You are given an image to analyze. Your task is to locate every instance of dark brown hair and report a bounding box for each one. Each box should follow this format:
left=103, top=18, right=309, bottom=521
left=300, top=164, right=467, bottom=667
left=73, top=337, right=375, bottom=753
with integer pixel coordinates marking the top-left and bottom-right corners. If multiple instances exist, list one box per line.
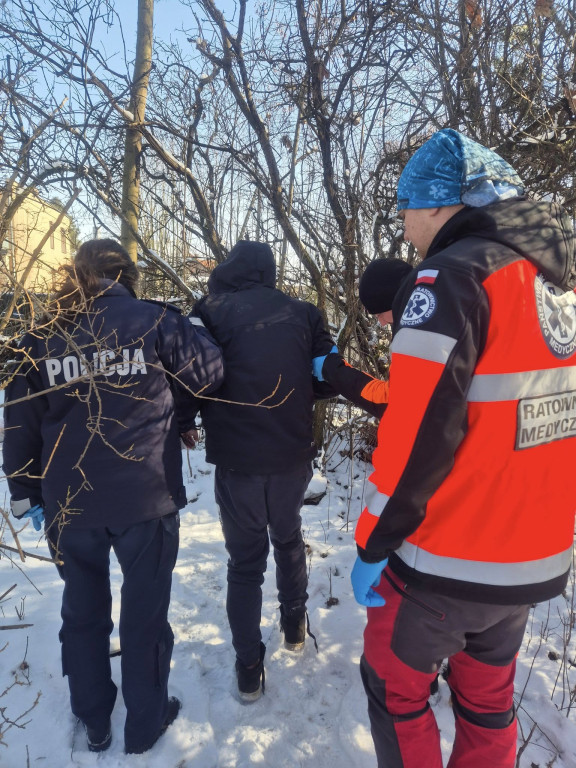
left=50, top=239, right=139, bottom=315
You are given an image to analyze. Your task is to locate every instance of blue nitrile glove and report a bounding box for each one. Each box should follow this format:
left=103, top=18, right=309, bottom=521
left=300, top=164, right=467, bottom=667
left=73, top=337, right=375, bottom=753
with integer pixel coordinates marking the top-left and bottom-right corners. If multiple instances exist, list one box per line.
left=351, top=556, right=388, bottom=607
left=312, top=345, right=338, bottom=381
left=23, top=504, right=45, bottom=532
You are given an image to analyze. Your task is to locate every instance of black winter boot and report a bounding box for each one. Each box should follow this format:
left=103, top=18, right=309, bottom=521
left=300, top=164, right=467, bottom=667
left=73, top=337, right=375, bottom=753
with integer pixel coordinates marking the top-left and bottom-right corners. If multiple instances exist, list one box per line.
left=235, top=642, right=266, bottom=702
left=84, top=720, right=112, bottom=753
left=280, top=605, right=306, bottom=651
left=125, top=696, right=181, bottom=754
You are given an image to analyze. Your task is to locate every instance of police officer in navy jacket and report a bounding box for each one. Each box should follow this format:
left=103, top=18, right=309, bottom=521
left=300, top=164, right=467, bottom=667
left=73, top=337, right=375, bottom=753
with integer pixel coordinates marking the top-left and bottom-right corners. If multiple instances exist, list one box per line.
left=2, top=239, right=224, bottom=754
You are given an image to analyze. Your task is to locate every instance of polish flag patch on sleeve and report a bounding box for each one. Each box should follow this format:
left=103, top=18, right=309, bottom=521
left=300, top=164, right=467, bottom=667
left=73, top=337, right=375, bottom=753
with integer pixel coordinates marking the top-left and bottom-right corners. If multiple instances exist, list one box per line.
left=415, top=269, right=439, bottom=285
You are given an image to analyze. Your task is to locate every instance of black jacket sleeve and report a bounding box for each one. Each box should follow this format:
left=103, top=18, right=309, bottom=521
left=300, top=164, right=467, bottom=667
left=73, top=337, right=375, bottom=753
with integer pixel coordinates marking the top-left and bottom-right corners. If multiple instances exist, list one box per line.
left=156, top=310, right=224, bottom=432
left=322, top=354, right=387, bottom=419
left=308, top=303, right=340, bottom=400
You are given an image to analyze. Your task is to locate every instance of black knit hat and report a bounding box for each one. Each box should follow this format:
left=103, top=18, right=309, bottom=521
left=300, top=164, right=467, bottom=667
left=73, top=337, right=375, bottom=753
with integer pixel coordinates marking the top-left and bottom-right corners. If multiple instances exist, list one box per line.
left=358, top=258, right=413, bottom=314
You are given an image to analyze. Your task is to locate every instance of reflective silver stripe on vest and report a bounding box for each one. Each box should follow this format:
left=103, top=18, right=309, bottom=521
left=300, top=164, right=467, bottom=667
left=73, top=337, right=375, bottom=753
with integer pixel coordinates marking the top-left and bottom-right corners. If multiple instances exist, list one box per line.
left=364, top=481, right=390, bottom=518
left=188, top=316, right=206, bottom=327
left=396, top=540, right=572, bottom=585
left=391, top=328, right=457, bottom=365
left=467, top=367, right=576, bottom=402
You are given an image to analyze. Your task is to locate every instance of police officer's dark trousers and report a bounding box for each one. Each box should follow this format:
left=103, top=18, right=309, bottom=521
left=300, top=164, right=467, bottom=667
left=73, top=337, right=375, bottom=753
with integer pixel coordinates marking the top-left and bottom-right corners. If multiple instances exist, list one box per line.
left=48, top=512, right=179, bottom=752
left=215, top=462, right=313, bottom=666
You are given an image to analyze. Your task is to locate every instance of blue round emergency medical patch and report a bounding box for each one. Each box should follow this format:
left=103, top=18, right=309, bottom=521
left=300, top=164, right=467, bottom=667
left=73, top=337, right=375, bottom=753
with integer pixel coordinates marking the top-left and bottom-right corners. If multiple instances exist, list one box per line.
left=400, top=287, right=437, bottom=327
left=534, top=273, right=576, bottom=359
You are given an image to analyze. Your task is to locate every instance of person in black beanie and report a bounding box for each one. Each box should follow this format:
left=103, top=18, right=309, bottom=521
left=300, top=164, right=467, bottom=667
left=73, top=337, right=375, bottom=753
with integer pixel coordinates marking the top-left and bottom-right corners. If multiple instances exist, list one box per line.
left=358, top=257, right=414, bottom=318
left=312, top=257, right=413, bottom=417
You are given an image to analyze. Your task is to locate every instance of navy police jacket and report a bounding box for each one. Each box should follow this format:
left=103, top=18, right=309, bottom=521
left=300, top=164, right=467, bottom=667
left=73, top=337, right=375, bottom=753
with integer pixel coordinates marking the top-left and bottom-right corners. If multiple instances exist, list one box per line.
left=191, top=241, right=336, bottom=473
left=2, top=281, right=224, bottom=530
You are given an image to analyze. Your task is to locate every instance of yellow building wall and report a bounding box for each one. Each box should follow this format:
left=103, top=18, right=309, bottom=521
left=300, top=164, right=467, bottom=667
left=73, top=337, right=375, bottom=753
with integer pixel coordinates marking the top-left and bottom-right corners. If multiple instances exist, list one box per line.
left=2, top=192, right=74, bottom=294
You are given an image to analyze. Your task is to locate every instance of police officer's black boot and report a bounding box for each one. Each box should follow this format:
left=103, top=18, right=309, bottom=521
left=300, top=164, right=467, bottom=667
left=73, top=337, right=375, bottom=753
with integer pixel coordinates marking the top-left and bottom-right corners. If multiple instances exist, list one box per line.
left=84, top=720, right=112, bottom=753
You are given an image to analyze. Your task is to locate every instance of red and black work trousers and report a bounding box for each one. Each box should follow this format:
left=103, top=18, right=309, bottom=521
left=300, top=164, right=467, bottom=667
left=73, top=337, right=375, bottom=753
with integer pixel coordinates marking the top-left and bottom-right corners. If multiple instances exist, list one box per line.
left=361, top=567, right=531, bottom=768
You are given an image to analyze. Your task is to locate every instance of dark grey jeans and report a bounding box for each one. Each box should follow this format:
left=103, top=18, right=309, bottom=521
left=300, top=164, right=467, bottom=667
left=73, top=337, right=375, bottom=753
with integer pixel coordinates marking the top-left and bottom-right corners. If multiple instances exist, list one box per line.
left=215, top=462, right=313, bottom=665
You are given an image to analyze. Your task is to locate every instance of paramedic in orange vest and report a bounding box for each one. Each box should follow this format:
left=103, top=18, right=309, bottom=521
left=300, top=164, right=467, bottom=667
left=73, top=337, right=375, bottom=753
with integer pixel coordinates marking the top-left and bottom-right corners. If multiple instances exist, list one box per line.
left=351, top=129, right=576, bottom=768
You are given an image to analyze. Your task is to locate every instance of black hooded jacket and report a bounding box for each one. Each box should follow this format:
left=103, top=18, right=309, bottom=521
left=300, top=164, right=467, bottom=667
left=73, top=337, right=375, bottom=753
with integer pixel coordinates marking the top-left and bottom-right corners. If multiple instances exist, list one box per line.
left=192, top=241, right=336, bottom=473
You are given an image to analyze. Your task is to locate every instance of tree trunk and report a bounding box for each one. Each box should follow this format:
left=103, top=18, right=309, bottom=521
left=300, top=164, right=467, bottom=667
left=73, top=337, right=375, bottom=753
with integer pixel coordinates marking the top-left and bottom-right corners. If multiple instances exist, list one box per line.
left=121, top=0, right=154, bottom=263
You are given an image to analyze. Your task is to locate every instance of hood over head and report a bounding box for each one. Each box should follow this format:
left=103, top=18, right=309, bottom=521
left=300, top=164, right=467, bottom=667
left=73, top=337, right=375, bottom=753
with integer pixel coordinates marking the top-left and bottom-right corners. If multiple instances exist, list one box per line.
left=208, top=241, right=276, bottom=294
left=428, top=199, right=576, bottom=291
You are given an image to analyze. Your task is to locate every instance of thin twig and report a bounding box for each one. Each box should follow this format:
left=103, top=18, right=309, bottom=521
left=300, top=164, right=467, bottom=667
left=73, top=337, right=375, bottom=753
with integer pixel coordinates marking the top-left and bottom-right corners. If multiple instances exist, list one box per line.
left=515, top=721, right=537, bottom=767
left=0, top=544, right=57, bottom=564
left=0, top=551, right=43, bottom=595
left=0, top=508, right=26, bottom=562
left=0, top=585, right=17, bottom=603
left=0, top=624, right=34, bottom=631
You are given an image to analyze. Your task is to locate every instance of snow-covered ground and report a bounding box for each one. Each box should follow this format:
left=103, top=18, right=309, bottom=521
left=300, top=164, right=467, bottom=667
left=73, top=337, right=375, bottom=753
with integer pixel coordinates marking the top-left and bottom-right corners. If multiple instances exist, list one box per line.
left=1, top=432, right=576, bottom=768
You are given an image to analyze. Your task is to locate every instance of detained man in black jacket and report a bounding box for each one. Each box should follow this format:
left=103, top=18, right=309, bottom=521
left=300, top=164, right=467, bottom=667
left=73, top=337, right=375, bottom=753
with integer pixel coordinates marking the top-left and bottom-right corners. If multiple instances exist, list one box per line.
left=3, top=239, right=224, bottom=754
left=188, top=240, right=336, bottom=702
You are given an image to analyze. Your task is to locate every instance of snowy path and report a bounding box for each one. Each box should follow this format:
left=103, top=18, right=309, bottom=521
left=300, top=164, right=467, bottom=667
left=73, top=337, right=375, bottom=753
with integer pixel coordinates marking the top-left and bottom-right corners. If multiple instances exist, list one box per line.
left=1, top=445, right=576, bottom=767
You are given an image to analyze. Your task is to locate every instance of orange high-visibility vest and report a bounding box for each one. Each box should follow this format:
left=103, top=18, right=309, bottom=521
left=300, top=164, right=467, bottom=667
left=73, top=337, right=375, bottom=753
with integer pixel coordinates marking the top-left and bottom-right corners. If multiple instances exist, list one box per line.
left=356, top=201, right=576, bottom=604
